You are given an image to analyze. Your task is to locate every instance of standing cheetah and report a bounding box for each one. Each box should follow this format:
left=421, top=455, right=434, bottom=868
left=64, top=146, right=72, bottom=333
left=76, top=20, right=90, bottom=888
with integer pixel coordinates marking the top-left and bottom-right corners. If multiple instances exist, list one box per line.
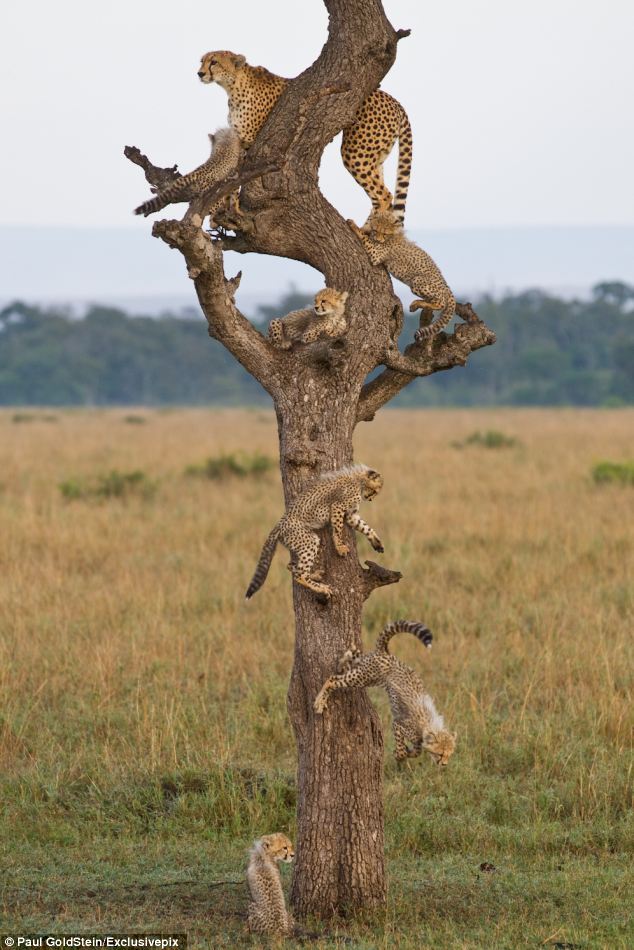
left=133, top=127, right=241, bottom=219
left=198, top=51, right=413, bottom=221
left=314, top=620, right=457, bottom=765
left=245, top=464, right=384, bottom=600
left=247, top=833, right=294, bottom=936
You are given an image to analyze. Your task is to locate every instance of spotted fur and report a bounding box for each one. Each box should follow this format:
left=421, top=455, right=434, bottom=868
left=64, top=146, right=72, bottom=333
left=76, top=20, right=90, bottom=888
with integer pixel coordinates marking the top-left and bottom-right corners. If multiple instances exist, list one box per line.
left=314, top=620, right=457, bottom=765
left=246, top=464, right=384, bottom=599
left=247, top=833, right=294, bottom=936
left=348, top=212, right=457, bottom=341
left=134, top=127, right=241, bottom=219
left=198, top=51, right=412, bottom=221
left=268, top=288, right=348, bottom=349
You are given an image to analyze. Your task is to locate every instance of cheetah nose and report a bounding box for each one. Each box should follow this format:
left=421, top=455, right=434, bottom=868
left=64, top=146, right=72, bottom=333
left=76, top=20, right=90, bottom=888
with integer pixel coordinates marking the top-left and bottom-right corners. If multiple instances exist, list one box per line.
left=197, top=71, right=205, bottom=78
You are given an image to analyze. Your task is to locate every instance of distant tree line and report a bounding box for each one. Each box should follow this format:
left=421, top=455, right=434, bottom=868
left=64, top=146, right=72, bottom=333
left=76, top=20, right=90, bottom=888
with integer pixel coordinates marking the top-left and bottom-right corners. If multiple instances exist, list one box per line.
left=0, top=282, right=632, bottom=407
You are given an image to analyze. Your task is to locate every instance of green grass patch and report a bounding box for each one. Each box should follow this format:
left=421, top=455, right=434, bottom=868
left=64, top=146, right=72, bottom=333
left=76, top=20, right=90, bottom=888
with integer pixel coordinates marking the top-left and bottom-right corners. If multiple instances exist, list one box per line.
left=592, top=460, right=634, bottom=485
left=59, top=469, right=157, bottom=501
left=185, top=452, right=275, bottom=480
left=123, top=414, right=148, bottom=425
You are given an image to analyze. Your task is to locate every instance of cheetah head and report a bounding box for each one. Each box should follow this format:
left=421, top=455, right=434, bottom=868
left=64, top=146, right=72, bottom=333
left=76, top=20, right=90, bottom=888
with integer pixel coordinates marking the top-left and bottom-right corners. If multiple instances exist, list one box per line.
left=260, top=833, right=295, bottom=863
left=361, top=468, right=383, bottom=500
left=314, top=288, right=348, bottom=318
left=423, top=729, right=457, bottom=767
left=198, top=51, right=247, bottom=90
left=364, top=209, right=403, bottom=243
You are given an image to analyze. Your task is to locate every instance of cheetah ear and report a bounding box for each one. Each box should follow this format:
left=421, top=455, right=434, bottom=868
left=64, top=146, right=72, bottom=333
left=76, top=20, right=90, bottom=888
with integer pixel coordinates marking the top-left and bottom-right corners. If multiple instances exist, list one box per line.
left=232, top=54, right=246, bottom=69
left=261, top=838, right=270, bottom=850
left=366, top=469, right=380, bottom=479
left=208, top=133, right=215, bottom=145
left=340, top=291, right=349, bottom=303
left=451, top=731, right=458, bottom=740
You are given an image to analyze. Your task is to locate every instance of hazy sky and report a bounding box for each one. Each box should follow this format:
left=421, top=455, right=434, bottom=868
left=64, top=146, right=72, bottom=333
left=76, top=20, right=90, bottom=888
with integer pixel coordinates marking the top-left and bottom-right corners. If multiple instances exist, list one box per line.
left=2, top=0, right=633, bottom=231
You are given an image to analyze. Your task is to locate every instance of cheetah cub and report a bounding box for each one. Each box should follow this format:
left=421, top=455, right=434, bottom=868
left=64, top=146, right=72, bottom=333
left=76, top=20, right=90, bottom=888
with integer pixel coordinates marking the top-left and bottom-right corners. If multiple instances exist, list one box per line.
left=315, top=620, right=457, bottom=765
left=246, top=464, right=384, bottom=599
left=247, top=833, right=294, bottom=936
left=268, top=288, right=348, bottom=349
left=133, top=127, right=241, bottom=219
left=348, top=212, right=456, bottom=342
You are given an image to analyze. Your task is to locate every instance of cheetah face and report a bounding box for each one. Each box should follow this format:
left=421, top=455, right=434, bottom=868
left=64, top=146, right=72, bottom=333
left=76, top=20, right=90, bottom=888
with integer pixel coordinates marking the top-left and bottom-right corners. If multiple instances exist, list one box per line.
left=362, top=469, right=383, bottom=501
left=262, top=833, right=295, bottom=864
left=364, top=209, right=403, bottom=244
left=314, top=288, right=348, bottom=318
left=198, top=50, right=246, bottom=89
left=423, top=729, right=457, bottom=767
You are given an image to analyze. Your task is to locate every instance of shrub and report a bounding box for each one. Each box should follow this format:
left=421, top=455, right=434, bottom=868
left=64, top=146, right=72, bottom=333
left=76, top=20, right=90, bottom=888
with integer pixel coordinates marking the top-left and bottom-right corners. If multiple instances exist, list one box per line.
left=59, top=469, right=156, bottom=501
left=123, top=415, right=147, bottom=424
left=455, top=430, right=519, bottom=449
left=592, top=461, right=634, bottom=486
left=185, top=451, right=275, bottom=480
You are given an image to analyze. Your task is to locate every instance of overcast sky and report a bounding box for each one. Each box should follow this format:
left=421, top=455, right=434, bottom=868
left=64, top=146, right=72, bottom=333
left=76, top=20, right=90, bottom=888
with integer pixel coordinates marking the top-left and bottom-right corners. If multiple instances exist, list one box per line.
left=2, top=0, right=633, bottom=231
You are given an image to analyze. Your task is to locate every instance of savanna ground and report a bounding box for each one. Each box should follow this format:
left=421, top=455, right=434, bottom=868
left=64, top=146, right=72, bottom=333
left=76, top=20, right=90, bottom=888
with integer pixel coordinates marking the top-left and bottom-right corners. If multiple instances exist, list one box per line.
left=1, top=408, right=632, bottom=949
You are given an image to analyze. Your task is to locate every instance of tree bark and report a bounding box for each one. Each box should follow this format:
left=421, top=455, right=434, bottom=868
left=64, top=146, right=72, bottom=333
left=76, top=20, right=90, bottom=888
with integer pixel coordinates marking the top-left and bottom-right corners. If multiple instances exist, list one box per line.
left=126, top=0, right=495, bottom=919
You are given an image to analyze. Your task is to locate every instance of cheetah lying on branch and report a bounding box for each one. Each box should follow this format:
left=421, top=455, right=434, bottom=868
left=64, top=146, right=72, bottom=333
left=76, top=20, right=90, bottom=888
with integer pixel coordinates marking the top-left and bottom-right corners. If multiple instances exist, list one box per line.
left=133, top=127, right=241, bottom=219
left=198, top=51, right=413, bottom=221
left=315, top=620, right=457, bottom=765
left=247, top=833, right=294, bottom=936
left=268, top=288, right=348, bottom=349
left=246, top=464, right=384, bottom=600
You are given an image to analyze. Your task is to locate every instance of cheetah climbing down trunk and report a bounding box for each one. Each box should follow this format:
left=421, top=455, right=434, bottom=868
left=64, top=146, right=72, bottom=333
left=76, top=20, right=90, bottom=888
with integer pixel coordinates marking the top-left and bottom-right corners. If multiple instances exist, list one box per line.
left=245, top=465, right=384, bottom=599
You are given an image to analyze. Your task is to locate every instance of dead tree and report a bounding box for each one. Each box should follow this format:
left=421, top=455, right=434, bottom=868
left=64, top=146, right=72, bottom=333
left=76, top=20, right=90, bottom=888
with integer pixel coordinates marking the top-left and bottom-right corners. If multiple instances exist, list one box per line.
left=126, top=0, right=494, bottom=919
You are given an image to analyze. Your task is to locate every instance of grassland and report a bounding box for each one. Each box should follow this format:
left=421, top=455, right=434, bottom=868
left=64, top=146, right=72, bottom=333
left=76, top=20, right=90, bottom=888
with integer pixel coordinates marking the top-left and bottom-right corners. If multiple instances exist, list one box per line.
left=1, top=408, right=633, bottom=948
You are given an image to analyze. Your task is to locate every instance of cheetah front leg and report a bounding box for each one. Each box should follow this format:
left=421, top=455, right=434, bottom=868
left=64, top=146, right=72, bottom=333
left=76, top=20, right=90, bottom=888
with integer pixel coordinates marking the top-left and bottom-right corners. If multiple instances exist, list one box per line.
left=345, top=511, right=384, bottom=553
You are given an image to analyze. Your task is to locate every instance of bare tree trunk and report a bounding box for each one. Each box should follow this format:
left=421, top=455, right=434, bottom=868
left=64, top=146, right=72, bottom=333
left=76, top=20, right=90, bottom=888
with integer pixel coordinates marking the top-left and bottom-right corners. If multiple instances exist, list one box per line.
left=126, top=0, right=495, bottom=919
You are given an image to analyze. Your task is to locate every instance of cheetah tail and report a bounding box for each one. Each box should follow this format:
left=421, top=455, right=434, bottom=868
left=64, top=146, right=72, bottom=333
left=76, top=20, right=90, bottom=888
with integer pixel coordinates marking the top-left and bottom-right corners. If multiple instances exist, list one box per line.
left=133, top=193, right=168, bottom=218
left=415, top=292, right=456, bottom=342
left=392, top=113, right=412, bottom=225
left=245, top=525, right=281, bottom=599
left=375, top=619, right=433, bottom=653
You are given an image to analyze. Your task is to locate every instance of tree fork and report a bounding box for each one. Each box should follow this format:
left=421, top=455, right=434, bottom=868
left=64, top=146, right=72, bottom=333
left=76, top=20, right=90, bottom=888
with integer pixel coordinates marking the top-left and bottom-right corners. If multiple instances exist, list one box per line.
left=126, top=0, right=494, bottom=919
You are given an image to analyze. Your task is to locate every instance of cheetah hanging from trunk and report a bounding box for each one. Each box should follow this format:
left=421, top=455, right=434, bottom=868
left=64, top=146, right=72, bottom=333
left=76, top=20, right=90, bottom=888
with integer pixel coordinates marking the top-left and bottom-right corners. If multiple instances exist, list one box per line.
left=198, top=51, right=413, bottom=222
left=348, top=211, right=457, bottom=341
left=315, top=619, right=457, bottom=765
left=245, top=464, right=384, bottom=600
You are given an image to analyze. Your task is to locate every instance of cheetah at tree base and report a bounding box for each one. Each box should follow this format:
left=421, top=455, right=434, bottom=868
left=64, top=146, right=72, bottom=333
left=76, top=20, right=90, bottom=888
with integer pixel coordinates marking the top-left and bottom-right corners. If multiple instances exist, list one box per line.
left=348, top=212, right=457, bottom=342
left=133, top=127, right=241, bottom=218
left=245, top=464, right=384, bottom=600
left=246, top=833, right=295, bottom=936
left=268, top=288, right=349, bottom=349
left=314, top=620, right=457, bottom=765
left=198, top=51, right=413, bottom=221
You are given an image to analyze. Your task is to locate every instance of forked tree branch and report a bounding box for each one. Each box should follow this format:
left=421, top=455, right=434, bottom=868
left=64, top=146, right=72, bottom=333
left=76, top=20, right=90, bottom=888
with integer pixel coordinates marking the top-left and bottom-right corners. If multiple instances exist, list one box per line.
left=357, top=320, right=496, bottom=423
left=151, top=218, right=280, bottom=395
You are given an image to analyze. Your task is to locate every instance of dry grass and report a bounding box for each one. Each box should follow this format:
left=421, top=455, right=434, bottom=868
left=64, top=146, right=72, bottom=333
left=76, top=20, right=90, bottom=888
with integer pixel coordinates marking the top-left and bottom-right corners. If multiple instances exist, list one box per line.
left=1, top=408, right=633, bottom=947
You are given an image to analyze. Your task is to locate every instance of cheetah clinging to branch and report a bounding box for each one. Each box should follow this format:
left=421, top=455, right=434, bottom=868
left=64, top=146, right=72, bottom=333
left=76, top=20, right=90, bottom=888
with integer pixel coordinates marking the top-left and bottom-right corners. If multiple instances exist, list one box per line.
left=268, top=288, right=348, bottom=349
left=246, top=464, right=384, bottom=600
left=247, top=833, right=294, bottom=936
left=348, top=212, right=457, bottom=342
left=315, top=620, right=457, bottom=765
left=133, top=127, right=241, bottom=218
left=198, top=51, right=413, bottom=222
